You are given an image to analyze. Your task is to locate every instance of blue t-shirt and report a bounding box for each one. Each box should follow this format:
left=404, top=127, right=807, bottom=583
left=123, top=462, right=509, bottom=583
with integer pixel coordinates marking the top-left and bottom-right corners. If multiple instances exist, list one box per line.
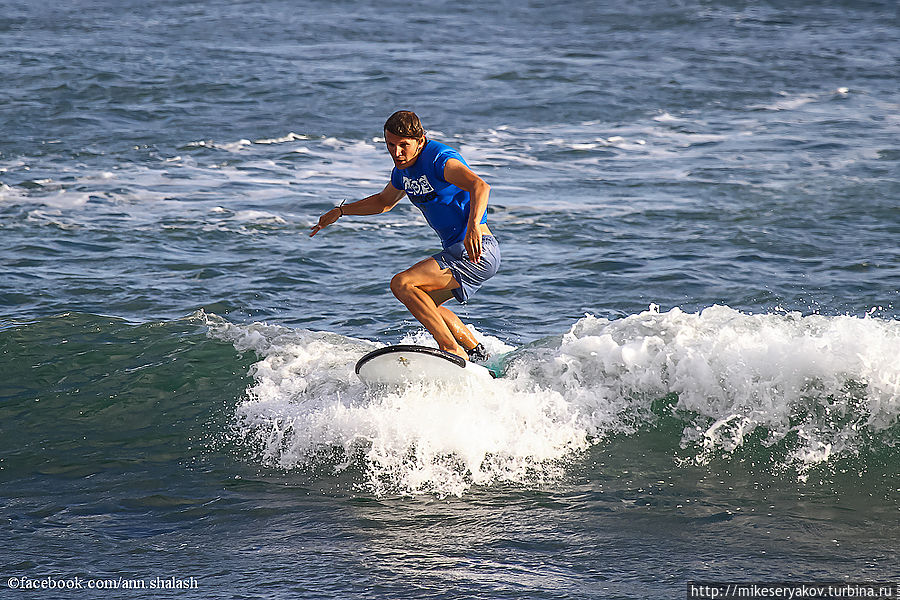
left=390, top=140, right=488, bottom=248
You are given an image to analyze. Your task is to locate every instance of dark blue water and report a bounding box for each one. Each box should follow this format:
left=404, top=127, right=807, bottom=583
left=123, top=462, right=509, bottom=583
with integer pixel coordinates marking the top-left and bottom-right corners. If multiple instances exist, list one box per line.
left=2, top=1, right=898, bottom=598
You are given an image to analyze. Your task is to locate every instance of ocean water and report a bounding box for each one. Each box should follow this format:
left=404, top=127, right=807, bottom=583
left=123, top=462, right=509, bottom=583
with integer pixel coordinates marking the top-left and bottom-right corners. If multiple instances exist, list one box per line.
left=1, top=1, right=899, bottom=598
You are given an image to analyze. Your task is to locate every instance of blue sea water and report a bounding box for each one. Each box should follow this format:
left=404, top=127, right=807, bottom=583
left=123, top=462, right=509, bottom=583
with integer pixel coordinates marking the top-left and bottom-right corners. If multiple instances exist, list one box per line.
left=1, top=1, right=899, bottom=598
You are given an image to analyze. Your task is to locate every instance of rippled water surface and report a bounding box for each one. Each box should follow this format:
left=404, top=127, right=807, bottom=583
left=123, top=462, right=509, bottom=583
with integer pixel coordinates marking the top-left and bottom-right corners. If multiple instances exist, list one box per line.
left=1, top=1, right=898, bottom=598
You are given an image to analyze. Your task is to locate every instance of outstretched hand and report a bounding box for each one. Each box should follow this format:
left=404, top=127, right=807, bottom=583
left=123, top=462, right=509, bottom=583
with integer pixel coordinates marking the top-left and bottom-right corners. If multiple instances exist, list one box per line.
left=310, top=207, right=341, bottom=237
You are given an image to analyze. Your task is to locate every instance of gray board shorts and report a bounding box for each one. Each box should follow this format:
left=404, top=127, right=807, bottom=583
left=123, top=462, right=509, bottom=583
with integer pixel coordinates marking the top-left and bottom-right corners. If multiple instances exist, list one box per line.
left=433, top=235, right=501, bottom=303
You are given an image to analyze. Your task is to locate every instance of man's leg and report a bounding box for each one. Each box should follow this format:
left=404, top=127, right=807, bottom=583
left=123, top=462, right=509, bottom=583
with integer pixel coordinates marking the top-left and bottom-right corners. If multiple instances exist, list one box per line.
left=425, top=288, right=483, bottom=356
left=390, top=258, right=474, bottom=360
left=433, top=302, right=479, bottom=351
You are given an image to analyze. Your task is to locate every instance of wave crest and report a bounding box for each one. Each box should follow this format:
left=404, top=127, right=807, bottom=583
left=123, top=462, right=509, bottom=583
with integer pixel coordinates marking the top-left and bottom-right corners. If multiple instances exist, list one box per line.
left=205, top=305, right=900, bottom=495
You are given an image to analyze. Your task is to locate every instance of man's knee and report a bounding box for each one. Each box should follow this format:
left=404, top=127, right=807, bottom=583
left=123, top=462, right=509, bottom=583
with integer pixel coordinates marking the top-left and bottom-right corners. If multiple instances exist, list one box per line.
left=390, top=271, right=414, bottom=298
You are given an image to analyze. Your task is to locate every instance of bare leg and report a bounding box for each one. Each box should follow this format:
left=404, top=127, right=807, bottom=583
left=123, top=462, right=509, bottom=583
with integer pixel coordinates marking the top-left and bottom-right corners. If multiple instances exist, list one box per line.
left=432, top=302, right=479, bottom=351
left=390, top=258, right=468, bottom=359
left=425, top=288, right=480, bottom=353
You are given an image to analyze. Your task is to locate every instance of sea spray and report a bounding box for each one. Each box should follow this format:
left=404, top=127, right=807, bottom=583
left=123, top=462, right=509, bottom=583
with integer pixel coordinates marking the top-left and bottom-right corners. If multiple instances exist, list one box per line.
left=205, top=305, right=900, bottom=495
left=202, top=312, right=589, bottom=496
left=511, top=305, right=900, bottom=478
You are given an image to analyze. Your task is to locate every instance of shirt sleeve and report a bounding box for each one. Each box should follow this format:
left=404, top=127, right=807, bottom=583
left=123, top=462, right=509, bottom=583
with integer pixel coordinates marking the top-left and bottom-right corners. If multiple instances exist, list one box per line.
left=390, top=167, right=402, bottom=190
left=433, top=148, right=467, bottom=183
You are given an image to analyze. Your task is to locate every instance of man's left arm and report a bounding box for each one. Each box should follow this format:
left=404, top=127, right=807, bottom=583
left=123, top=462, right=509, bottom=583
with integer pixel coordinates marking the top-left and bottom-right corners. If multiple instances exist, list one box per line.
left=443, top=158, right=490, bottom=263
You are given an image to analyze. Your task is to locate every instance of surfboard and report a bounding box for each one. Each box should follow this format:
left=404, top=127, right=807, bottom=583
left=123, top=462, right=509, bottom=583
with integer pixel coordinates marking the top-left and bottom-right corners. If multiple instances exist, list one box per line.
left=355, top=344, right=496, bottom=386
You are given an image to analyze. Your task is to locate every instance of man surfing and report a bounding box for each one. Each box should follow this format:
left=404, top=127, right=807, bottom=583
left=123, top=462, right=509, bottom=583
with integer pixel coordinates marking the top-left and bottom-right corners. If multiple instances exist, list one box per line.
left=310, top=110, right=500, bottom=362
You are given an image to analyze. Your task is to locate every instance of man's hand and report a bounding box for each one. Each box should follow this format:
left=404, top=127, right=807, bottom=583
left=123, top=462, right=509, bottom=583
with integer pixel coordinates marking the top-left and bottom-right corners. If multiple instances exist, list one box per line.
left=310, top=207, right=341, bottom=237
left=464, top=227, right=483, bottom=263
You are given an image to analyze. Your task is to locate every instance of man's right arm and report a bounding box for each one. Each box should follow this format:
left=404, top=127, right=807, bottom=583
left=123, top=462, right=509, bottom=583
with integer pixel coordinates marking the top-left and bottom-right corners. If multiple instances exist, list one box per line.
left=310, top=182, right=405, bottom=237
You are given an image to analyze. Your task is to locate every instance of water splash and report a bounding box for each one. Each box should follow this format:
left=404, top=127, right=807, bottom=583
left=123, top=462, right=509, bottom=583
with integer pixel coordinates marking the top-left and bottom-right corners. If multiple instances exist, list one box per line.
left=204, top=305, right=900, bottom=495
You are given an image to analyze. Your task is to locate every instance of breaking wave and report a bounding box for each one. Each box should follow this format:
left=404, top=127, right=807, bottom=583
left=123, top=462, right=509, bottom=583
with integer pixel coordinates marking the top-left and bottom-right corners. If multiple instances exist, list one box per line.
left=203, top=305, right=900, bottom=496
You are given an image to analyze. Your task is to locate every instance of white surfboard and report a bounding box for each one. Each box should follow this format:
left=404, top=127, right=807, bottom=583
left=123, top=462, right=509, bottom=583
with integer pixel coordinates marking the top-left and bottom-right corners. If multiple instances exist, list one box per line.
left=355, top=344, right=496, bottom=386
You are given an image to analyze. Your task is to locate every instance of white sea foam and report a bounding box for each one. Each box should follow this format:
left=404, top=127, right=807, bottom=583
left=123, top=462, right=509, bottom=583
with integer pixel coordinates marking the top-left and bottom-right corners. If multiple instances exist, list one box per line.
left=185, top=138, right=253, bottom=152
left=749, top=91, right=818, bottom=112
left=202, top=312, right=584, bottom=497
left=254, top=132, right=309, bottom=144
left=4, top=90, right=893, bottom=225
left=541, top=305, right=900, bottom=479
left=203, top=305, right=900, bottom=496
left=230, top=210, right=287, bottom=224
left=0, top=182, right=28, bottom=203
left=653, top=112, right=683, bottom=122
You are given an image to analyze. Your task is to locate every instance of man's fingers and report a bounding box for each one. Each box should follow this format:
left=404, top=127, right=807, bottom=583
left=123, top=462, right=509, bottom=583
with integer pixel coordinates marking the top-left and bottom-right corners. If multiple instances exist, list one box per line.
left=467, top=241, right=482, bottom=263
left=310, top=208, right=341, bottom=238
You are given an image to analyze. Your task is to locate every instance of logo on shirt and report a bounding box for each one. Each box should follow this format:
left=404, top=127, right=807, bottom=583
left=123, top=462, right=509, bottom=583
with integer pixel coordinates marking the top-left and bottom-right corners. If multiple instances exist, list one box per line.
left=402, top=175, right=435, bottom=197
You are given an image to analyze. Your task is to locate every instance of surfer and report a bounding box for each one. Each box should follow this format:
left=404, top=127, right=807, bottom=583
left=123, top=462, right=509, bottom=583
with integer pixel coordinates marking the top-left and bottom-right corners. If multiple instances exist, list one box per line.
left=310, top=110, right=499, bottom=362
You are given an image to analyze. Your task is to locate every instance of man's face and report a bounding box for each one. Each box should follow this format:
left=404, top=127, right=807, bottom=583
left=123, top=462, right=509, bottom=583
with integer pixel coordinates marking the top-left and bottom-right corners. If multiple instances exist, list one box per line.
left=384, top=130, right=425, bottom=169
